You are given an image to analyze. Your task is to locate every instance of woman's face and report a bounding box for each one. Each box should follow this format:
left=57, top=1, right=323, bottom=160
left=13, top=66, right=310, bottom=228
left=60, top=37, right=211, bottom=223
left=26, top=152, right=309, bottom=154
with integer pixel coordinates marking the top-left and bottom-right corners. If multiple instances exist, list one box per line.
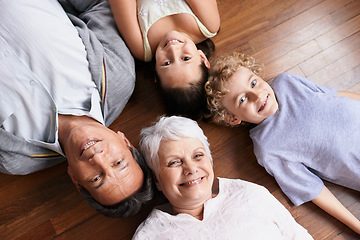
left=156, top=137, right=214, bottom=212
left=155, top=31, right=209, bottom=89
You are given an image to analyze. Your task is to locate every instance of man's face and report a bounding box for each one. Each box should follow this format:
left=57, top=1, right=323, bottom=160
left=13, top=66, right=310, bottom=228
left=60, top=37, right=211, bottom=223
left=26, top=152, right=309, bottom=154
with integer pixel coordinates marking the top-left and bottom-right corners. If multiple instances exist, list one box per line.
left=64, top=123, right=144, bottom=206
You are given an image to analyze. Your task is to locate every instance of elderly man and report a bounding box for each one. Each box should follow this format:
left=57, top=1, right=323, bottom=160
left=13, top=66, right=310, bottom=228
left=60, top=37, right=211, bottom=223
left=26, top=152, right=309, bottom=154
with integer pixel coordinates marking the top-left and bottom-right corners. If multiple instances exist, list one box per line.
left=0, top=0, right=152, bottom=217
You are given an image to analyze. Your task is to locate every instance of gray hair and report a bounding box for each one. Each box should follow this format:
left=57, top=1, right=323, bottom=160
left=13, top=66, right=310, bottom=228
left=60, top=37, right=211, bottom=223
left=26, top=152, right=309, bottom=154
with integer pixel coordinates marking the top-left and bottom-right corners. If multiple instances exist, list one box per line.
left=139, top=116, right=212, bottom=177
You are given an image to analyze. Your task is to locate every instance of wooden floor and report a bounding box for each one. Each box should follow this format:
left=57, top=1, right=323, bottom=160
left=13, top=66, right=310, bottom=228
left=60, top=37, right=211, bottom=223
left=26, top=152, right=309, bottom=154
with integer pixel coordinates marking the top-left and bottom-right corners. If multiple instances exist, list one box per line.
left=1, top=0, right=360, bottom=239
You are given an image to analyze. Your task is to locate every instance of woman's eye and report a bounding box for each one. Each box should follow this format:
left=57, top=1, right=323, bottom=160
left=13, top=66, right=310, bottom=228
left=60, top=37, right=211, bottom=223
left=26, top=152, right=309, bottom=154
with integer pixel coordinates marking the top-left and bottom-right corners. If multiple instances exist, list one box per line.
left=182, top=56, right=191, bottom=61
left=239, top=96, right=246, bottom=104
left=194, top=153, right=204, bottom=159
left=251, top=80, right=257, bottom=87
left=162, top=61, right=170, bottom=66
left=115, top=160, right=122, bottom=166
left=168, top=160, right=181, bottom=167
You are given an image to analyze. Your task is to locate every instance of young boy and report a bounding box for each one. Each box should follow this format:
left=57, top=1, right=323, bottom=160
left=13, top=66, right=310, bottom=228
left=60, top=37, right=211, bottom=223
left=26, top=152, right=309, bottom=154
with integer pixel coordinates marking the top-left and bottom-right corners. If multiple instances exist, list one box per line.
left=205, top=52, right=360, bottom=234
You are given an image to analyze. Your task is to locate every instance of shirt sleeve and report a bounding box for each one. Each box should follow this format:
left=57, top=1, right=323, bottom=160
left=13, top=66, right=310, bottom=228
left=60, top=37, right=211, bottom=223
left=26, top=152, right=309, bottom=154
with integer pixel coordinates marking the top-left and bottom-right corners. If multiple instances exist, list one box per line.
left=262, top=156, right=324, bottom=206
left=276, top=73, right=337, bottom=96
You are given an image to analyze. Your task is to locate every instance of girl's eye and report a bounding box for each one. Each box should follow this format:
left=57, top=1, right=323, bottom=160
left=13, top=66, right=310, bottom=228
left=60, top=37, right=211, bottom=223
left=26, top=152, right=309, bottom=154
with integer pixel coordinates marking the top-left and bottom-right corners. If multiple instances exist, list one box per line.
left=163, top=61, right=170, bottom=66
left=239, top=96, right=246, bottom=104
left=251, top=80, right=257, bottom=87
left=182, top=56, right=190, bottom=61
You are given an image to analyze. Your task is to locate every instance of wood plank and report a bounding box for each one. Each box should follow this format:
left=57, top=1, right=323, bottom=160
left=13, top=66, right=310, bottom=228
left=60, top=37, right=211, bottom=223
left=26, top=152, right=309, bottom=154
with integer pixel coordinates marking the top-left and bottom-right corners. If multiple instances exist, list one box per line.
left=1, top=0, right=359, bottom=239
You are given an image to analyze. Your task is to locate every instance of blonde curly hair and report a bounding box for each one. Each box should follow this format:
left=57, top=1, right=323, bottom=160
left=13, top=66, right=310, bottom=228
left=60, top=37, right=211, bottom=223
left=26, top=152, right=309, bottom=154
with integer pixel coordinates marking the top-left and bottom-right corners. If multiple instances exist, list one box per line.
left=205, top=52, right=263, bottom=125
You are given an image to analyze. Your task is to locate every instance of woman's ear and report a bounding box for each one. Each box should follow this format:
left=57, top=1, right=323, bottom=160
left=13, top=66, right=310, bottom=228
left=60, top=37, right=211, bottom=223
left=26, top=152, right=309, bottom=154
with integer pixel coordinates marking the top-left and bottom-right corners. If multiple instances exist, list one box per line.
left=224, top=114, right=242, bottom=126
left=154, top=176, right=162, bottom=191
left=199, top=50, right=210, bottom=69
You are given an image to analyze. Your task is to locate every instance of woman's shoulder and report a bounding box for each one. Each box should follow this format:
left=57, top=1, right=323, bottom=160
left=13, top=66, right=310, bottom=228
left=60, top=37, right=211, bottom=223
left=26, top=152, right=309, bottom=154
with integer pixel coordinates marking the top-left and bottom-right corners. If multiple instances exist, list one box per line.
left=218, top=177, right=269, bottom=196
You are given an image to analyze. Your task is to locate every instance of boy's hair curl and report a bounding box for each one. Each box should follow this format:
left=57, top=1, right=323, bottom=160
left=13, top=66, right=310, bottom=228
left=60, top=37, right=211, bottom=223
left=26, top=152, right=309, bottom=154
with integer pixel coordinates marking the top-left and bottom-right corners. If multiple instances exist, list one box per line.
left=205, top=52, right=263, bottom=125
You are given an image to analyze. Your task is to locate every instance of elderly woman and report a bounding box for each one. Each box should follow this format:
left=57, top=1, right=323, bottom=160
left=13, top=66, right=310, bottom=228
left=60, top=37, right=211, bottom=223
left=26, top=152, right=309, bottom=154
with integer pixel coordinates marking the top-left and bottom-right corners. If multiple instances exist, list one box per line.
left=134, top=115, right=313, bottom=239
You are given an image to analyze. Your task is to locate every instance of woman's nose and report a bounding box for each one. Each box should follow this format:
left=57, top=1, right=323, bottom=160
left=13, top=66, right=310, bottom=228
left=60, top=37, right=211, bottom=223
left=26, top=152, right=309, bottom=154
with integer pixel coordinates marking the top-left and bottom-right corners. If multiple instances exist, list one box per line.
left=183, top=162, right=197, bottom=175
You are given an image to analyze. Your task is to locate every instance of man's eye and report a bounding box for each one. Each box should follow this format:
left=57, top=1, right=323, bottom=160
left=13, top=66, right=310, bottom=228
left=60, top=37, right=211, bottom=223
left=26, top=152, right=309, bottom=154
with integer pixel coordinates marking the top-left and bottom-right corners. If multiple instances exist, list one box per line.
left=182, top=56, right=190, bottom=61
left=239, top=96, right=246, bottom=104
left=194, top=153, right=204, bottom=159
left=115, top=160, right=122, bottom=166
left=251, top=80, right=257, bottom=87
left=92, top=175, right=101, bottom=182
left=162, top=61, right=170, bottom=66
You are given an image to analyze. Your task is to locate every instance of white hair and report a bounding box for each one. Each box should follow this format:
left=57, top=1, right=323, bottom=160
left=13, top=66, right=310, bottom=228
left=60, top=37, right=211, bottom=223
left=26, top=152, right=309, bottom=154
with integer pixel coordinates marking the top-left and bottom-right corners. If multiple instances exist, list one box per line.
left=139, top=116, right=212, bottom=177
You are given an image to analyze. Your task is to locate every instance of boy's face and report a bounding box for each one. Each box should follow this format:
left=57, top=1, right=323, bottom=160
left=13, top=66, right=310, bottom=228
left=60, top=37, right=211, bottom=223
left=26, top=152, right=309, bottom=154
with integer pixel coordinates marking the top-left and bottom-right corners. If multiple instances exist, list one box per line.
left=222, top=67, right=278, bottom=125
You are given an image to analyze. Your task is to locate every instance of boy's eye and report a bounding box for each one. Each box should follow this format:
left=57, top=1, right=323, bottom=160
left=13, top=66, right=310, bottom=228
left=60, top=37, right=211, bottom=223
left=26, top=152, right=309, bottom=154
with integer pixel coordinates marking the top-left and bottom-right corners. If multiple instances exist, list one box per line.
left=239, top=96, right=246, bottom=104
left=251, top=80, right=257, bottom=87
left=182, top=56, right=191, bottom=61
left=162, top=61, right=170, bottom=66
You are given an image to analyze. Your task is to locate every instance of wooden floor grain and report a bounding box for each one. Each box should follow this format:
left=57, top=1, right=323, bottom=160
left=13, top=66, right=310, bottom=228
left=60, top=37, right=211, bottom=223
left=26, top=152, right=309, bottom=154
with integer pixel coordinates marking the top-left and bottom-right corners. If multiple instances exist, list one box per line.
left=1, top=0, right=360, bottom=239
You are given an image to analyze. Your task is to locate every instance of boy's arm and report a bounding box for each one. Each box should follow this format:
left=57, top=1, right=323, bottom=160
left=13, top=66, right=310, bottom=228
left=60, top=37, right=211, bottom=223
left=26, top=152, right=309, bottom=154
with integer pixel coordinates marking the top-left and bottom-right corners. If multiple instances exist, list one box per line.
left=185, top=0, right=220, bottom=33
left=108, top=0, right=145, bottom=60
left=338, top=91, right=360, bottom=101
left=312, top=185, right=360, bottom=234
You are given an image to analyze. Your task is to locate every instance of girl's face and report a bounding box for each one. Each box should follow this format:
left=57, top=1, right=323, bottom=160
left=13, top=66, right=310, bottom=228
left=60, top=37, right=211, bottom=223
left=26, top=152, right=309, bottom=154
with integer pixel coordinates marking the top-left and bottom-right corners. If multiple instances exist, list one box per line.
left=155, top=31, right=209, bottom=89
left=222, top=67, right=278, bottom=125
left=156, top=137, right=214, bottom=214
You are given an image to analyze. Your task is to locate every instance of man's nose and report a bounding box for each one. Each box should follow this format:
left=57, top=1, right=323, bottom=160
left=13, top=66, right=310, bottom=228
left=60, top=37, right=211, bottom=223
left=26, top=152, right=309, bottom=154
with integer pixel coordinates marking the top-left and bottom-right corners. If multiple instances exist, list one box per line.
left=88, top=151, right=107, bottom=166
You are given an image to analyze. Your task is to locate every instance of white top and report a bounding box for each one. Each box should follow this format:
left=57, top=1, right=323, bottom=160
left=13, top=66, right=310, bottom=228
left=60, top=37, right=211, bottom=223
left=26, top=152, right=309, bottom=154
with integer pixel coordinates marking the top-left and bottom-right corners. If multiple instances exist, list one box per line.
left=137, top=0, right=217, bottom=62
left=133, top=178, right=313, bottom=240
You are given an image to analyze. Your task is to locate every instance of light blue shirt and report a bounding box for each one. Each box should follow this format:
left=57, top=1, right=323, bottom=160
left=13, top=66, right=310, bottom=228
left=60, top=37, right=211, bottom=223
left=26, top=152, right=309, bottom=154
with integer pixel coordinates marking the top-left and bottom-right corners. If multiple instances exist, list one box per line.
left=0, top=0, right=104, bottom=155
left=250, top=73, right=360, bottom=206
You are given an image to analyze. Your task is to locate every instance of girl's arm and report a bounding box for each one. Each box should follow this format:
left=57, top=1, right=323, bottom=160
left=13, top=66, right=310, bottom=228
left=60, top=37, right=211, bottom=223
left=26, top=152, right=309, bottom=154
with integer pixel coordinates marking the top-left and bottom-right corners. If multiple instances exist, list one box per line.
left=185, top=0, right=220, bottom=33
left=338, top=91, right=360, bottom=101
left=312, top=185, right=360, bottom=234
left=108, top=0, right=145, bottom=60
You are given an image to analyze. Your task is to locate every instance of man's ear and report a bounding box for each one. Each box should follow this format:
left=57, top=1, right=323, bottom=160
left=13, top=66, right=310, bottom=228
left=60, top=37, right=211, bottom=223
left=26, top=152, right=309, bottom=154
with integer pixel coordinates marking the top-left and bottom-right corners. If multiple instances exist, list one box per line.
left=224, top=114, right=242, bottom=126
left=117, top=131, right=134, bottom=148
left=67, top=167, right=81, bottom=191
left=199, top=50, right=210, bottom=69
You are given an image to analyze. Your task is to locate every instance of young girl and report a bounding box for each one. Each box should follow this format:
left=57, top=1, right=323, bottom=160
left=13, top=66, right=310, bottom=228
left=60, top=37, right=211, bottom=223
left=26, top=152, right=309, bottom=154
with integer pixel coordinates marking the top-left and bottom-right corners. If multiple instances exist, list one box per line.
left=205, top=52, right=360, bottom=234
left=109, top=0, right=220, bottom=119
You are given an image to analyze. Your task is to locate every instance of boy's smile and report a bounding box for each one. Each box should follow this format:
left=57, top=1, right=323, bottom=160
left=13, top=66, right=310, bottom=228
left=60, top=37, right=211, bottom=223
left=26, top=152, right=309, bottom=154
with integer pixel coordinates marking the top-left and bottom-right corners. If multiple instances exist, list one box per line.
left=222, top=67, right=279, bottom=125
